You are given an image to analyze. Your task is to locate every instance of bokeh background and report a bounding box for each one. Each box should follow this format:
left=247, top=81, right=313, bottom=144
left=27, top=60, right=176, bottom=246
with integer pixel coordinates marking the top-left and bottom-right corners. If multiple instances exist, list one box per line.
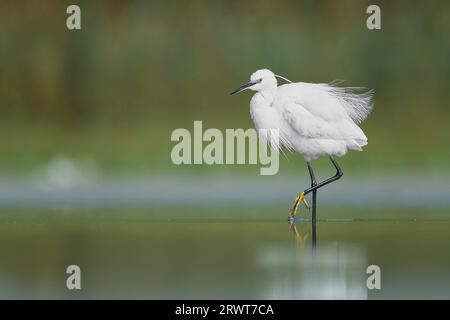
left=1, top=0, right=449, bottom=176
left=0, top=0, right=449, bottom=299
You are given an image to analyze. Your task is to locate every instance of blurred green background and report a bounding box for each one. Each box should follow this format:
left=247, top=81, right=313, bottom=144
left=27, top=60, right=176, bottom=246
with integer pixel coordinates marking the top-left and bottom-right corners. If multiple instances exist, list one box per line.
left=0, top=0, right=450, bottom=300
left=1, top=0, right=449, bottom=177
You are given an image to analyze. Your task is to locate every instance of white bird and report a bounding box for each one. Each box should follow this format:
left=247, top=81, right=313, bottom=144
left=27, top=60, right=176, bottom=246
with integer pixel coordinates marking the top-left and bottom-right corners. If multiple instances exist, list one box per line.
left=230, top=69, right=374, bottom=228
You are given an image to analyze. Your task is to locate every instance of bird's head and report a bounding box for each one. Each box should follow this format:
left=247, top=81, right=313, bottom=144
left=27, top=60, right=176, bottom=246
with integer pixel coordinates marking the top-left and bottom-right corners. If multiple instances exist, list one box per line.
left=230, top=69, right=277, bottom=95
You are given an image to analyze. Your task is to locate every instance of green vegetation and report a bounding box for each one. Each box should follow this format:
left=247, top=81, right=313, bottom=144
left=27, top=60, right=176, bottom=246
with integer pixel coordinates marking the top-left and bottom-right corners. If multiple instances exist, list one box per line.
left=1, top=1, right=449, bottom=176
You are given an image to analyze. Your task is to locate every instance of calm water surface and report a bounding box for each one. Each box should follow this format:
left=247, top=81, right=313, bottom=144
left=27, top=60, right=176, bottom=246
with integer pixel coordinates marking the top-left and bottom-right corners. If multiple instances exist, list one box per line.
left=0, top=207, right=449, bottom=299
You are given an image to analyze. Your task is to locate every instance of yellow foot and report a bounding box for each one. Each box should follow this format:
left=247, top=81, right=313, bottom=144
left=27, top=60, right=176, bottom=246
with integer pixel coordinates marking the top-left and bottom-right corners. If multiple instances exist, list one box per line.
left=288, top=191, right=310, bottom=218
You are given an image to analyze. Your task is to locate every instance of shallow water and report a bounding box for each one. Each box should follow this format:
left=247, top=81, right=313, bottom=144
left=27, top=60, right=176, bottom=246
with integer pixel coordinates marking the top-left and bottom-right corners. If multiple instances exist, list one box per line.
left=0, top=207, right=449, bottom=299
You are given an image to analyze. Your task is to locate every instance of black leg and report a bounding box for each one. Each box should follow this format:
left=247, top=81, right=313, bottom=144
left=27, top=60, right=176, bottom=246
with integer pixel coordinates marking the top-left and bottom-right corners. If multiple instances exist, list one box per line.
left=306, top=162, right=317, bottom=251
left=305, top=157, right=343, bottom=252
left=307, top=161, right=317, bottom=186
left=303, top=156, right=343, bottom=196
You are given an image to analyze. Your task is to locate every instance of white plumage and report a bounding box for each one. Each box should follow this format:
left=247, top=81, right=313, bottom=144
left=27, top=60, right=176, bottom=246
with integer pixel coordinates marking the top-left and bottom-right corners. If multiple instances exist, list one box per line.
left=232, top=69, right=374, bottom=162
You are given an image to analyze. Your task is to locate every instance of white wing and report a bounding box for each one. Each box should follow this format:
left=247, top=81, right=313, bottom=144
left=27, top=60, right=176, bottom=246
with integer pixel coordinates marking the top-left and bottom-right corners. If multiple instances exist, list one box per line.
left=274, top=82, right=373, bottom=143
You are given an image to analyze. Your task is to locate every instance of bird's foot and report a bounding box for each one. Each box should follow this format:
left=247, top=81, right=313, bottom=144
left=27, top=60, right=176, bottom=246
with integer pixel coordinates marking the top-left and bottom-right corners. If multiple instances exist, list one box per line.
left=288, top=191, right=310, bottom=219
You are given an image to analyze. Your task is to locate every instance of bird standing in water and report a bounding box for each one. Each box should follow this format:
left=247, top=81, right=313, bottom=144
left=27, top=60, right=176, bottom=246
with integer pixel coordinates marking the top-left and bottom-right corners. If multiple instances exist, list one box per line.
left=230, top=69, right=373, bottom=239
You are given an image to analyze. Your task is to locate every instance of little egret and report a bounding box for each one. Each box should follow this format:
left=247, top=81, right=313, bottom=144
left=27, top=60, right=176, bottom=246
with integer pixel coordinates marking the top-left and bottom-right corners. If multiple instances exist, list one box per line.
left=230, top=69, right=373, bottom=238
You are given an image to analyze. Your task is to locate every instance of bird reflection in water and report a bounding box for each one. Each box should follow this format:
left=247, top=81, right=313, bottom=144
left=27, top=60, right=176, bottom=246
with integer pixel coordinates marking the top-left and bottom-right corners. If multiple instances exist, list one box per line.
left=288, top=218, right=316, bottom=253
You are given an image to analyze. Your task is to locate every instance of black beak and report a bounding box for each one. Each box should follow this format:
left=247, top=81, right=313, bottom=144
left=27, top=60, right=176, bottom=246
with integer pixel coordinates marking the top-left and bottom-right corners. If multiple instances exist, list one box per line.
left=230, top=79, right=260, bottom=95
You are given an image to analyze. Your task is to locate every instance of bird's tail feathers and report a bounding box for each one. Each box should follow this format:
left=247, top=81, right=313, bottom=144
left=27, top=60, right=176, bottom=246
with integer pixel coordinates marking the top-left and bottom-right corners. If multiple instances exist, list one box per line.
left=327, top=79, right=347, bottom=86
left=325, top=82, right=374, bottom=124
left=348, top=138, right=367, bottom=152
